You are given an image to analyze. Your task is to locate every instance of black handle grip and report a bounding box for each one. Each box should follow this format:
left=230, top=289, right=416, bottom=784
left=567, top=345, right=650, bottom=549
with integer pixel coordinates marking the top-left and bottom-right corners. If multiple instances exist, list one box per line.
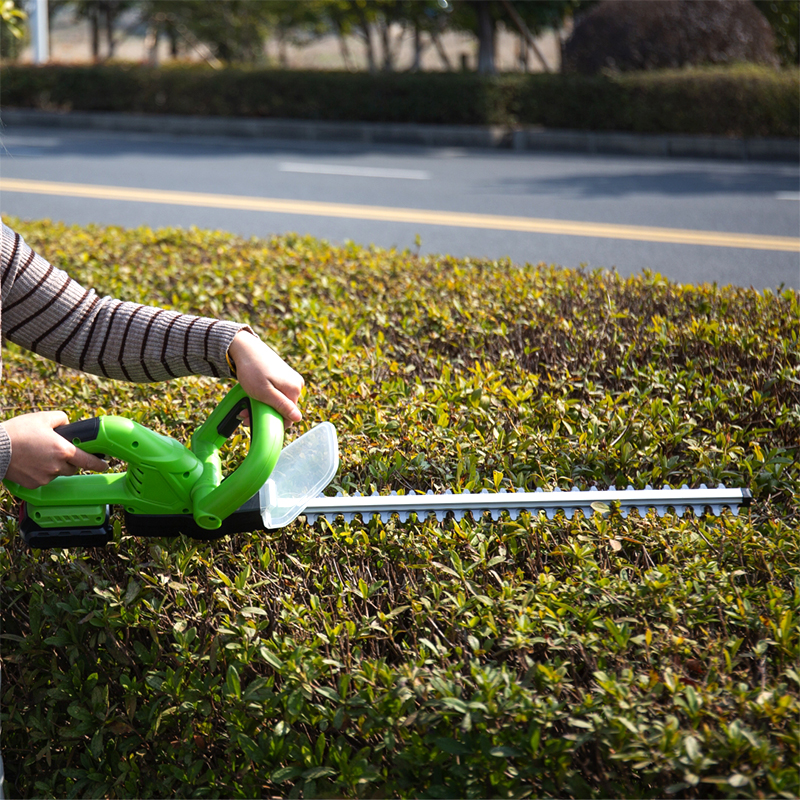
left=216, top=397, right=250, bottom=439
left=55, top=418, right=101, bottom=445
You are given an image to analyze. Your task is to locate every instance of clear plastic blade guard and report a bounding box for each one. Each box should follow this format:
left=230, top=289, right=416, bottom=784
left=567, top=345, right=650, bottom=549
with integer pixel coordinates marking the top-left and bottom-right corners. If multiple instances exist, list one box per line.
left=259, top=422, right=339, bottom=529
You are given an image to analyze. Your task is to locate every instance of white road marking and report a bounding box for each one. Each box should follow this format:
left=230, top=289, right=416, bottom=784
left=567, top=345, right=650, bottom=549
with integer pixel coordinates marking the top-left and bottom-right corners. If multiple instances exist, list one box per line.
left=775, top=192, right=800, bottom=200
left=0, top=136, right=59, bottom=147
left=278, top=162, right=430, bottom=180
left=1, top=147, right=53, bottom=157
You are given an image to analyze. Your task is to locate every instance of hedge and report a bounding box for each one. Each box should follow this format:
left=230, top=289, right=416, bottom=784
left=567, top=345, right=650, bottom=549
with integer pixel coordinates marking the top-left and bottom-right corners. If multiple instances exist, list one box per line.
left=0, top=63, right=798, bottom=137
left=0, top=219, right=798, bottom=798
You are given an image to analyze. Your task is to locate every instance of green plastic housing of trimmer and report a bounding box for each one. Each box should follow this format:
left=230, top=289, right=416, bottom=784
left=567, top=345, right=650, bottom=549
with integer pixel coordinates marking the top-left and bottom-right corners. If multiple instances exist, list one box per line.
left=5, top=384, right=285, bottom=536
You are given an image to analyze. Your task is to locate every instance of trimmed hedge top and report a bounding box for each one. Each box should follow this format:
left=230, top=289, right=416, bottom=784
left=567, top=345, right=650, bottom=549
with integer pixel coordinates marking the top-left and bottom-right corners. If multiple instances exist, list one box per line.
left=0, top=219, right=798, bottom=798
left=1, top=63, right=798, bottom=137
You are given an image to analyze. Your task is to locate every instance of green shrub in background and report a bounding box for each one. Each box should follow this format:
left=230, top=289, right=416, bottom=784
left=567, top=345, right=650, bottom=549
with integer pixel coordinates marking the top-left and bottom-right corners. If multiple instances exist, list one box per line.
left=1, top=64, right=798, bottom=138
left=516, top=65, right=800, bottom=137
left=0, top=219, right=798, bottom=799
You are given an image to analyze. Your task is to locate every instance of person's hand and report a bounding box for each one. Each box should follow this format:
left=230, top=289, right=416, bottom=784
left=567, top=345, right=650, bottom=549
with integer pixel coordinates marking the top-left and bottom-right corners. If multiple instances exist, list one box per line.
left=3, top=411, right=109, bottom=489
left=228, top=332, right=304, bottom=427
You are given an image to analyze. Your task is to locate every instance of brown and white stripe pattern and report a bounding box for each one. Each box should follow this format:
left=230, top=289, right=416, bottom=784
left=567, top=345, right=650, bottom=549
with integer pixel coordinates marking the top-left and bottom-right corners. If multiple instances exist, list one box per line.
left=0, top=221, right=251, bottom=478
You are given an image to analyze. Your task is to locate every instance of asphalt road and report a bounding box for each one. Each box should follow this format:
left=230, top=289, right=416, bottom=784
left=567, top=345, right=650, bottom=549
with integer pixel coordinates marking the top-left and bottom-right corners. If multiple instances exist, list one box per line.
left=1, top=126, right=798, bottom=290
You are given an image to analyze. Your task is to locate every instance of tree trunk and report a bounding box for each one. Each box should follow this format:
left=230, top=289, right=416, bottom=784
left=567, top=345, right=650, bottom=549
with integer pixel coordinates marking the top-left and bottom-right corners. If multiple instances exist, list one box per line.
left=411, top=24, right=422, bottom=72
left=145, top=21, right=159, bottom=66
left=353, top=4, right=376, bottom=73
left=380, top=18, right=393, bottom=71
left=334, top=19, right=352, bottom=71
left=518, top=32, right=528, bottom=72
left=430, top=29, right=452, bottom=71
left=105, top=2, right=116, bottom=59
left=90, top=4, right=100, bottom=62
left=277, top=29, right=288, bottom=68
left=500, top=0, right=551, bottom=73
left=476, top=0, right=495, bottom=74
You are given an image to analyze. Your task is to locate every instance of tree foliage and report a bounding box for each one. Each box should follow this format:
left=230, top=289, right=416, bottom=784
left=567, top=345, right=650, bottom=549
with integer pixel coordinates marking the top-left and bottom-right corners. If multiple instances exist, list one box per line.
left=15, top=0, right=591, bottom=70
left=0, top=0, right=26, bottom=60
left=7, top=0, right=793, bottom=70
left=447, top=0, right=586, bottom=73
left=754, top=0, right=800, bottom=64
left=141, top=0, right=275, bottom=64
left=0, top=0, right=25, bottom=39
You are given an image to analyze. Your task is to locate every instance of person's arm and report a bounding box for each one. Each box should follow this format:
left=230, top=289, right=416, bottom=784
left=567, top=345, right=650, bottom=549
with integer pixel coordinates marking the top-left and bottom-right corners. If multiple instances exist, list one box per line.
left=0, top=224, right=303, bottom=486
left=1, top=223, right=245, bottom=383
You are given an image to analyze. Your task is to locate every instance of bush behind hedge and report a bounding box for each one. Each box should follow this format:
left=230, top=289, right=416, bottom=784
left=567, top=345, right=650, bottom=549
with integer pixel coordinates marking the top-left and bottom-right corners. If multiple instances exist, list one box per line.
left=1, top=63, right=798, bottom=137
left=0, top=220, right=798, bottom=798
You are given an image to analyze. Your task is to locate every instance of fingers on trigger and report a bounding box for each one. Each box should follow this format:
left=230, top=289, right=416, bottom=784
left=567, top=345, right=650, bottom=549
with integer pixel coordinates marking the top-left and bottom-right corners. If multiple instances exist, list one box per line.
left=68, top=451, right=109, bottom=472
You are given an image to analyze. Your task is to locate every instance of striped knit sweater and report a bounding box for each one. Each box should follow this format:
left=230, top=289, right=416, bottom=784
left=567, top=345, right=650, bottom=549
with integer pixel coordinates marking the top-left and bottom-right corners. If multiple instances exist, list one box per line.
left=0, top=222, right=249, bottom=479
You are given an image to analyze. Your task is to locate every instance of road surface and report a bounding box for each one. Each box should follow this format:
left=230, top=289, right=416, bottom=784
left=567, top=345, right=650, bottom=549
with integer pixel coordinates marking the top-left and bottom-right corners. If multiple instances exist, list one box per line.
left=1, top=126, right=797, bottom=289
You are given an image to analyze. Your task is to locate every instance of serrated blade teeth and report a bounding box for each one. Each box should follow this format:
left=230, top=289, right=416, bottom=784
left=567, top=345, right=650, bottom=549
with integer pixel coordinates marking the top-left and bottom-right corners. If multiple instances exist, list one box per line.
left=299, top=484, right=747, bottom=527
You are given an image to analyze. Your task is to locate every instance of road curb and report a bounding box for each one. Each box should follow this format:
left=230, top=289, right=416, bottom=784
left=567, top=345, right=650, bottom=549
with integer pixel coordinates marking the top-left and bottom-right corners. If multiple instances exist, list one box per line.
left=512, top=128, right=799, bottom=162
left=1, top=108, right=798, bottom=162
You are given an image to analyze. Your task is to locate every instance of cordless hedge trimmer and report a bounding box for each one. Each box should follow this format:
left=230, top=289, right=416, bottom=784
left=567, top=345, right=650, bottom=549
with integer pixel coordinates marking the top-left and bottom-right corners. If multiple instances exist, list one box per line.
left=4, top=385, right=751, bottom=549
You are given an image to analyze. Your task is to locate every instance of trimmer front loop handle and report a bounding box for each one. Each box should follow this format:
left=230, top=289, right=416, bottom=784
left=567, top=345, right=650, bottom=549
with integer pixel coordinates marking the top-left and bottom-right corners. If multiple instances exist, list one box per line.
left=189, top=383, right=285, bottom=530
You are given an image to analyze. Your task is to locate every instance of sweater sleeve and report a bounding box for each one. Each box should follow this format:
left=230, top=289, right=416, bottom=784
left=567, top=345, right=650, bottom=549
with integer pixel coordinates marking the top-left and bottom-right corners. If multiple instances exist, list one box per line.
left=1, top=222, right=250, bottom=382
left=0, top=422, right=11, bottom=481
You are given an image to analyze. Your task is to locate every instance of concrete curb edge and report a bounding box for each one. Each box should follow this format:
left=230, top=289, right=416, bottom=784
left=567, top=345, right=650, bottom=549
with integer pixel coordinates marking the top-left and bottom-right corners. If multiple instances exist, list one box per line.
left=1, top=108, right=798, bottom=162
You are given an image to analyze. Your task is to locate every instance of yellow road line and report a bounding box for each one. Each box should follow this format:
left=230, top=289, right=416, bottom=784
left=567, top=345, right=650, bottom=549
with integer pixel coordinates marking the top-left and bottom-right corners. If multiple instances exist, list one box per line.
left=2, top=177, right=798, bottom=252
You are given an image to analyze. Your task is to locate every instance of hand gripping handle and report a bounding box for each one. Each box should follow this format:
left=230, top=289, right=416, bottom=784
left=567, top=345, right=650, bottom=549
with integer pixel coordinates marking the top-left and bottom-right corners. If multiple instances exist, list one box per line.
left=5, top=412, right=201, bottom=505
left=189, top=383, right=285, bottom=530
left=54, top=417, right=102, bottom=445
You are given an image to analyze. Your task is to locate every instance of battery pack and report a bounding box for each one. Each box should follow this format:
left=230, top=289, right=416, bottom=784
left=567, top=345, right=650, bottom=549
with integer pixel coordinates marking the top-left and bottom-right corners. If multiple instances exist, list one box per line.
left=20, top=502, right=114, bottom=549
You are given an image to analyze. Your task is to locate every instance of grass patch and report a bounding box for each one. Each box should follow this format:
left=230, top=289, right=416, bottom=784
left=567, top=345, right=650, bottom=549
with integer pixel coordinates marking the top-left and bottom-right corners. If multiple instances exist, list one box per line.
left=0, top=219, right=798, bottom=798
